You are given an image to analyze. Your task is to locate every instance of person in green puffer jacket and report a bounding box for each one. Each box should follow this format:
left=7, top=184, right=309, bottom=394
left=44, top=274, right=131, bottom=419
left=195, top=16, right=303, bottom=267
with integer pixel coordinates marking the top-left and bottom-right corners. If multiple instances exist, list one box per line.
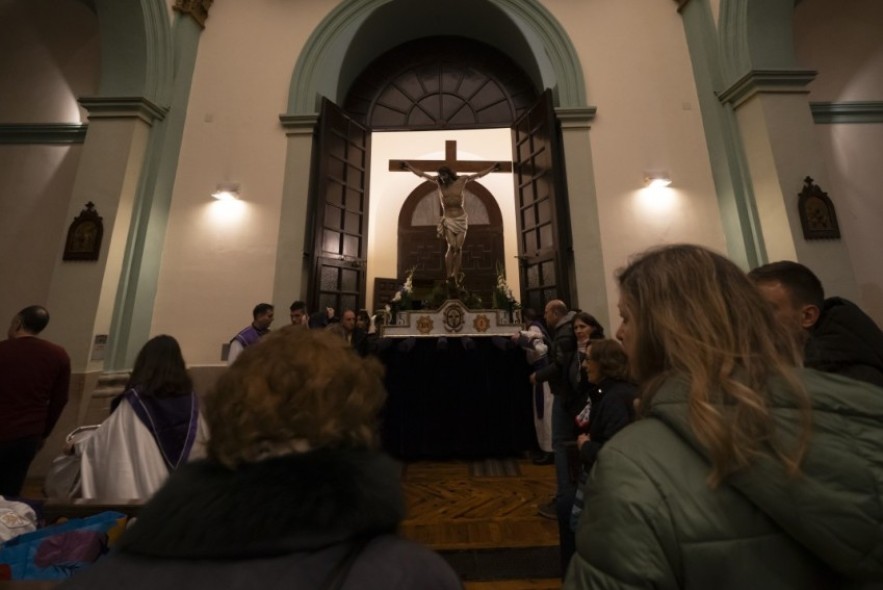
left=564, top=244, right=883, bottom=590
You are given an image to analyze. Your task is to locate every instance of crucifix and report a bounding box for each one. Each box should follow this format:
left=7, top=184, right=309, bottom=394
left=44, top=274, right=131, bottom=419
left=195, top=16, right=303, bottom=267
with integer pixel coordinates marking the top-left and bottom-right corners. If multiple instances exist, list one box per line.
left=389, top=140, right=513, bottom=287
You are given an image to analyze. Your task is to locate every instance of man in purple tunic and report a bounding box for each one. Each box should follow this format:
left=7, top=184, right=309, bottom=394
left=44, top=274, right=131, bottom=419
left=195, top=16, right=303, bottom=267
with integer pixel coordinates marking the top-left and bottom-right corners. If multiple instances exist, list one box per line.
left=227, top=303, right=273, bottom=365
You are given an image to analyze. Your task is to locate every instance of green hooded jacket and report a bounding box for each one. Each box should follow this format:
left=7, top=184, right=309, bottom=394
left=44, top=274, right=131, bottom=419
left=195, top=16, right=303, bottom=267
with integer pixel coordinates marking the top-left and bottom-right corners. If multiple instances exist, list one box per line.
left=564, top=369, right=883, bottom=589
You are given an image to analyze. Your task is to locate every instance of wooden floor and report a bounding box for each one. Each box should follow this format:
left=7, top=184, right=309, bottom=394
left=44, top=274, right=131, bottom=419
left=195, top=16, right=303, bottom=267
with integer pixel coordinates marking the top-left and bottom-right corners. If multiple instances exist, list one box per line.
left=400, top=457, right=561, bottom=589
left=400, top=458, right=557, bottom=550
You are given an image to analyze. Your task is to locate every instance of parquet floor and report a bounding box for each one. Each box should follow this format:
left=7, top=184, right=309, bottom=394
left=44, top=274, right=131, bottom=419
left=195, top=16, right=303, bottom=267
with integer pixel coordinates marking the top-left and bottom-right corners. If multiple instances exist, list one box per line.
left=399, top=458, right=561, bottom=590
left=400, top=458, right=558, bottom=550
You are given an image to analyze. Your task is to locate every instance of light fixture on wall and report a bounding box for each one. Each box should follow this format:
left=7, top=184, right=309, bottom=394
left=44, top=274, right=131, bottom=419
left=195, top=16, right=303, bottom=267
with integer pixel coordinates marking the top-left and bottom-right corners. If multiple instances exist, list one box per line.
left=643, top=172, right=672, bottom=189
left=211, top=182, right=241, bottom=201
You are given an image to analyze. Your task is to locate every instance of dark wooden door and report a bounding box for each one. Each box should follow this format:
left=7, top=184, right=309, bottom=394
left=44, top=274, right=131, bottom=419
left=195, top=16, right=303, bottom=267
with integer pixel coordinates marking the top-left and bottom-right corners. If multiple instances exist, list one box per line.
left=309, top=98, right=370, bottom=314
left=512, top=90, right=573, bottom=312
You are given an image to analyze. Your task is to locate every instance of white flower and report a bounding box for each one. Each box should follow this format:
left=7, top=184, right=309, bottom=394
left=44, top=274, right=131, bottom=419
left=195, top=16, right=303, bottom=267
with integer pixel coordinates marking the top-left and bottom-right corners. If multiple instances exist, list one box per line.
left=392, top=291, right=402, bottom=303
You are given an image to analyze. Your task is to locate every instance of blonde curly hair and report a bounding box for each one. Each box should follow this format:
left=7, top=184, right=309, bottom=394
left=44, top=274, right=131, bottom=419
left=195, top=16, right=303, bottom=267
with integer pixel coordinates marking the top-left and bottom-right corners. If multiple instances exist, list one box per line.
left=205, top=325, right=386, bottom=468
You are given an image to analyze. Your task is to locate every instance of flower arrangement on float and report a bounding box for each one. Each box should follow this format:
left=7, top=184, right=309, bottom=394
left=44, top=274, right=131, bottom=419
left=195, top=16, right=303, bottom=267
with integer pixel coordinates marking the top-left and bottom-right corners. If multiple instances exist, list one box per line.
left=385, top=266, right=416, bottom=323
left=492, top=262, right=520, bottom=321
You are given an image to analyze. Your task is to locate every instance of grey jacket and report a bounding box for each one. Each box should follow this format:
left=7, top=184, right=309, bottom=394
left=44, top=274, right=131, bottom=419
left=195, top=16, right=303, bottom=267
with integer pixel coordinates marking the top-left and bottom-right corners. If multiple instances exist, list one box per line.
left=565, top=369, right=883, bottom=589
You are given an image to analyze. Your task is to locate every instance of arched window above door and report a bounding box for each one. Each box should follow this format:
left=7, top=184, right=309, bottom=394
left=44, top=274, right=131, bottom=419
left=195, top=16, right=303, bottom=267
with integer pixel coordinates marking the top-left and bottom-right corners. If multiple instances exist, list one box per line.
left=344, top=37, right=539, bottom=130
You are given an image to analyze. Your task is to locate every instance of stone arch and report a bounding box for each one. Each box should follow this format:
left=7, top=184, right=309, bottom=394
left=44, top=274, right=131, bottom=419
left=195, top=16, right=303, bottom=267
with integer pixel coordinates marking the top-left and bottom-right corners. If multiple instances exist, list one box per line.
left=92, top=0, right=173, bottom=105
left=718, top=0, right=799, bottom=85
left=287, top=0, right=585, bottom=115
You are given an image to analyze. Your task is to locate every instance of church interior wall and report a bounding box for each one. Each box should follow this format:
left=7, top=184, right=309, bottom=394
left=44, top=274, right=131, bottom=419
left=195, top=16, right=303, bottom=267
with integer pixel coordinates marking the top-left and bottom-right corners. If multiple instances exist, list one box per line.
left=0, top=0, right=99, bottom=324
left=148, top=0, right=338, bottom=365
left=548, top=0, right=726, bottom=327
left=5, top=0, right=879, bottom=382
left=794, top=0, right=883, bottom=323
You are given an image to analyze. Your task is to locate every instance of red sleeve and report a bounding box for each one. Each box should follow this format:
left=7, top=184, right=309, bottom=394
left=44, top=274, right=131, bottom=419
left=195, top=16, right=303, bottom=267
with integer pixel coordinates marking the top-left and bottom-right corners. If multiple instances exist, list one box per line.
left=43, top=350, right=71, bottom=438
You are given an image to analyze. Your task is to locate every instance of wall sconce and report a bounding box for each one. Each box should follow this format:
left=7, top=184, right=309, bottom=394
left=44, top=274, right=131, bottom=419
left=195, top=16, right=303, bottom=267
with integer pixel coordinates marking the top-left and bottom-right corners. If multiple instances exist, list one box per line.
left=211, top=182, right=241, bottom=201
left=643, top=172, right=672, bottom=189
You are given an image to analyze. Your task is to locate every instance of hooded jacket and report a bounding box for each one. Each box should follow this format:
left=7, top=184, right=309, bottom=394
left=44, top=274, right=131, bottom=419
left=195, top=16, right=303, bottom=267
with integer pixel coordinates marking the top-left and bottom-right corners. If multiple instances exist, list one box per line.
left=805, top=297, right=883, bottom=388
left=564, top=369, right=883, bottom=589
left=60, top=449, right=462, bottom=590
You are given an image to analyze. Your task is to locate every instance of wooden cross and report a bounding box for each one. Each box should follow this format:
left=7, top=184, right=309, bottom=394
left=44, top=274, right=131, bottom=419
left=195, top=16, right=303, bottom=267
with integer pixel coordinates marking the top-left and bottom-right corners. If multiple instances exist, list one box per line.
left=388, top=140, right=513, bottom=174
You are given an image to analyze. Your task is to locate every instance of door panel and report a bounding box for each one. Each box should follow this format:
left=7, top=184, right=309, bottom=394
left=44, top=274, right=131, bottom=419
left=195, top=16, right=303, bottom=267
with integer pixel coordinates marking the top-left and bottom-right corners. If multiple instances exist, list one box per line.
left=512, top=90, right=573, bottom=312
left=310, top=99, right=370, bottom=314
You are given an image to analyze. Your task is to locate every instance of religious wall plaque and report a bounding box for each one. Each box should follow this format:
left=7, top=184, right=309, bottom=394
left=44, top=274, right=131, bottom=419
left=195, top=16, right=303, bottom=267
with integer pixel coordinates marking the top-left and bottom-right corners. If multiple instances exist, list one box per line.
left=63, top=202, right=104, bottom=261
left=798, top=177, right=840, bottom=240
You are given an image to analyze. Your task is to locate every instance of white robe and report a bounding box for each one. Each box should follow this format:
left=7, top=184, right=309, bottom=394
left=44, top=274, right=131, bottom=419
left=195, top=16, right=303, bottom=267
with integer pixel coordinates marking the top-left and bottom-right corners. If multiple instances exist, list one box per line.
left=75, top=401, right=208, bottom=500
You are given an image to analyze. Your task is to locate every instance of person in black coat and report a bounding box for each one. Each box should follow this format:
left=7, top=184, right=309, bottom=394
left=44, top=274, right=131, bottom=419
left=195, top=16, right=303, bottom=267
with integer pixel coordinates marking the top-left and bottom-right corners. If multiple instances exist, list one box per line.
left=60, top=327, right=461, bottom=590
left=749, top=260, right=883, bottom=388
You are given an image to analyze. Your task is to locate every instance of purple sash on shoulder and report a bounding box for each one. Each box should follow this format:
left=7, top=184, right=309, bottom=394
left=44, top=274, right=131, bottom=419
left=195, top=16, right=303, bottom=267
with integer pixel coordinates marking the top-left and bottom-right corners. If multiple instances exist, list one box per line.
left=118, top=388, right=200, bottom=471
left=232, top=325, right=268, bottom=348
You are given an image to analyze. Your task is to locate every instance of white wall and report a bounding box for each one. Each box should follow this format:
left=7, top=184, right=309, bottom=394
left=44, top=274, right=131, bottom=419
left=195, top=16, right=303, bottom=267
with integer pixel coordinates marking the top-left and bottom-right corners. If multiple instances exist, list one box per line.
left=795, top=0, right=883, bottom=323
left=150, top=0, right=338, bottom=364
left=548, top=0, right=726, bottom=328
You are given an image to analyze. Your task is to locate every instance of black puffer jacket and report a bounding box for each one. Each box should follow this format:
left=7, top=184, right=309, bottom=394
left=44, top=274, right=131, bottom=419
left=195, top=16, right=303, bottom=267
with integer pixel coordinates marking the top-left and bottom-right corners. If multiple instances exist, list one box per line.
left=805, top=297, right=883, bottom=388
left=60, top=450, right=462, bottom=590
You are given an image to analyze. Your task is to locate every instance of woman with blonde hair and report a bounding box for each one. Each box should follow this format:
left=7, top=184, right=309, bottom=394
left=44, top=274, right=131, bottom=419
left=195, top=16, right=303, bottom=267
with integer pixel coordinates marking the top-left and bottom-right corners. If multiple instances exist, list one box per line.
left=565, top=244, right=883, bottom=589
left=61, top=326, right=461, bottom=590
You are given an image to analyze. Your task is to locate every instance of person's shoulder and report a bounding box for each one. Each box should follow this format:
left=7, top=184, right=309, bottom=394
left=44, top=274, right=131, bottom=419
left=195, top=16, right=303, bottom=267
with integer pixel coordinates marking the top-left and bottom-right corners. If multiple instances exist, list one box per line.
left=24, top=336, right=70, bottom=360
left=362, top=535, right=462, bottom=588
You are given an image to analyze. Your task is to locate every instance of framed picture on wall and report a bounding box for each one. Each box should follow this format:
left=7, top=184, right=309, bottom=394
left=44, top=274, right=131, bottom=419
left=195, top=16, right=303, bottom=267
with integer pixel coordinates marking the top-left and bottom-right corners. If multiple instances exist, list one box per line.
left=798, top=177, right=841, bottom=240
left=63, top=202, right=104, bottom=261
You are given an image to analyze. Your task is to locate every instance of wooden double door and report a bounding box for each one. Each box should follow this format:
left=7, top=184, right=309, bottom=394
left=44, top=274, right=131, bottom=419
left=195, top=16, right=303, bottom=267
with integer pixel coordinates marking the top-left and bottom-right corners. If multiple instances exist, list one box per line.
left=308, top=90, right=572, bottom=315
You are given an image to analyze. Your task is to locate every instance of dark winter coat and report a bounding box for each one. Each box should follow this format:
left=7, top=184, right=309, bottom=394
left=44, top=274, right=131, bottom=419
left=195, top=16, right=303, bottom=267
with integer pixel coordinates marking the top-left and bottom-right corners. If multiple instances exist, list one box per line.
left=534, top=311, right=577, bottom=404
left=577, top=378, right=636, bottom=471
left=564, top=369, right=883, bottom=589
left=805, top=296, right=883, bottom=388
left=60, top=449, right=462, bottom=590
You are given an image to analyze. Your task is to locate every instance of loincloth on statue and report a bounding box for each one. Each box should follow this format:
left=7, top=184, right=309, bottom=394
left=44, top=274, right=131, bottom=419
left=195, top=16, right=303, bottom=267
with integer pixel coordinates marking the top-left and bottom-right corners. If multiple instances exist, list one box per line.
left=437, top=213, right=468, bottom=238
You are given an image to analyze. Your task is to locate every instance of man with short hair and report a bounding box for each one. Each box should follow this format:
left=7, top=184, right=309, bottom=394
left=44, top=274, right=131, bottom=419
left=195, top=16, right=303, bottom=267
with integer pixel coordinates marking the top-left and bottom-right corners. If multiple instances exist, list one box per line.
left=228, top=303, right=274, bottom=365
left=328, top=309, right=369, bottom=356
left=0, top=305, right=71, bottom=497
left=531, top=299, right=578, bottom=522
left=289, top=300, right=307, bottom=326
left=749, top=261, right=883, bottom=387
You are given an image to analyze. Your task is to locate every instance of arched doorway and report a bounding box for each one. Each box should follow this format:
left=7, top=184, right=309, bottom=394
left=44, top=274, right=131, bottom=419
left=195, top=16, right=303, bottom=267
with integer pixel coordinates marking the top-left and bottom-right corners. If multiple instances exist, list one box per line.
left=307, top=35, right=572, bottom=313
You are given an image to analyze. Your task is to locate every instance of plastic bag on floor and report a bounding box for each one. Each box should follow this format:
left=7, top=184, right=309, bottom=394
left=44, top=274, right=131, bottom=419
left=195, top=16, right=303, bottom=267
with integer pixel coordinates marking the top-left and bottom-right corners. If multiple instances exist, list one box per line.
left=0, top=498, right=37, bottom=543
left=0, top=510, right=126, bottom=580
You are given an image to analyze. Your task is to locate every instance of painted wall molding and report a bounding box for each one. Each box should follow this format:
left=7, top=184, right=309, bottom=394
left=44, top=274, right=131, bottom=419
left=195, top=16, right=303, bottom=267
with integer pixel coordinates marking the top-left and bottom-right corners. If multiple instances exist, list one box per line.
left=279, top=114, right=320, bottom=135
left=810, top=101, right=883, bottom=124
left=555, top=106, right=597, bottom=130
left=78, top=96, right=169, bottom=125
left=717, top=69, right=816, bottom=108
left=0, top=124, right=88, bottom=144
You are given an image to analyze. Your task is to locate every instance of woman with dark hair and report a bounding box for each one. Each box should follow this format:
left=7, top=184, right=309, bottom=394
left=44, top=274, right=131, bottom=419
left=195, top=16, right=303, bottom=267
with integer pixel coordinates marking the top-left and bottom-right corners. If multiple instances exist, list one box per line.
left=564, top=244, right=883, bottom=589
left=570, top=311, right=605, bottom=422
left=61, top=327, right=461, bottom=590
left=73, top=335, right=206, bottom=500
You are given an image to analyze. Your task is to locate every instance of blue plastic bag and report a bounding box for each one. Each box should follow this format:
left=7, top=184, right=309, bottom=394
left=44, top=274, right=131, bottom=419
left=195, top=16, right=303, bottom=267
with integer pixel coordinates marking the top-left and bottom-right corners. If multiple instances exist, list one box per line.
left=0, top=511, right=127, bottom=580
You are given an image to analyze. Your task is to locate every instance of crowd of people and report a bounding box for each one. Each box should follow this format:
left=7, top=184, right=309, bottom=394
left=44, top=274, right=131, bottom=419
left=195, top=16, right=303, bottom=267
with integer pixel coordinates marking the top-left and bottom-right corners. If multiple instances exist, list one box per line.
left=1, top=244, right=882, bottom=588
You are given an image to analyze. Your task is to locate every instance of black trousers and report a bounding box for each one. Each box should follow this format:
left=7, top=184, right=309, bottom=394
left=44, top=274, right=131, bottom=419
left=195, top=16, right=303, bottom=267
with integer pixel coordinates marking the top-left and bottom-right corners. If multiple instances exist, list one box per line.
left=0, top=436, right=41, bottom=497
